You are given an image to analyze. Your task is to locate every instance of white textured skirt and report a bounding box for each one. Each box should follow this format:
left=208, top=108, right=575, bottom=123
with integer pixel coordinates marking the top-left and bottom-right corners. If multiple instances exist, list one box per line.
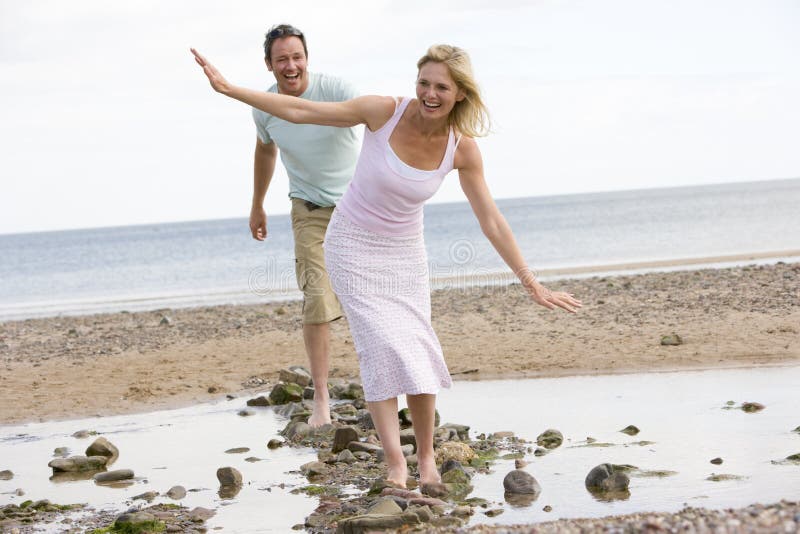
left=323, top=209, right=452, bottom=402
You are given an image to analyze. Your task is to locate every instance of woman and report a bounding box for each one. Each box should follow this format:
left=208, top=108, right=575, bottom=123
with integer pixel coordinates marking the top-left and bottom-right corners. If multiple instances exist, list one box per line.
left=192, top=45, right=581, bottom=491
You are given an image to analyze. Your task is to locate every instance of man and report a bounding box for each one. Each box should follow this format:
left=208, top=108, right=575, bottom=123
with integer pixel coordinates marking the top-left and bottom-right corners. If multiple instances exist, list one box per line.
left=250, top=24, right=359, bottom=426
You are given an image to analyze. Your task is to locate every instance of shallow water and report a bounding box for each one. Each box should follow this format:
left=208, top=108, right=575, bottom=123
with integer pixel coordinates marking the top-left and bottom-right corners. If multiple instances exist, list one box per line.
left=1, top=366, right=799, bottom=532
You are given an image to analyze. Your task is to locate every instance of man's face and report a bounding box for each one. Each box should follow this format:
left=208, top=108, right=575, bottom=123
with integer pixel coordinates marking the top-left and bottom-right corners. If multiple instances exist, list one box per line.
left=266, top=36, right=308, bottom=97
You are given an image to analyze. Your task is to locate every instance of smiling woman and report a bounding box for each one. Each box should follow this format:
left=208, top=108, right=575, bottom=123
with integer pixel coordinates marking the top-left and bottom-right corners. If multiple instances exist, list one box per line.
left=191, top=43, right=581, bottom=492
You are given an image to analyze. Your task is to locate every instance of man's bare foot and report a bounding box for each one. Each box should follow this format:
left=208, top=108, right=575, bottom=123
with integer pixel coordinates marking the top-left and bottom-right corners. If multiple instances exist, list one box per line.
left=307, top=399, right=331, bottom=428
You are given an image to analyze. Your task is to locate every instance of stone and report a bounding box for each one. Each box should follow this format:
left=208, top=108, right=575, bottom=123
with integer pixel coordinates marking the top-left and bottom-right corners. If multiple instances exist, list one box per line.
left=399, top=427, right=417, bottom=449
left=451, top=505, right=473, bottom=518
left=408, top=504, right=434, bottom=522
left=491, top=431, right=515, bottom=439
left=300, top=461, right=330, bottom=477
left=0, top=470, right=13, bottom=480
left=72, top=429, right=93, bottom=439
left=711, top=457, right=723, bottom=465
left=536, top=429, right=564, bottom=449
left=115, top=511, right=157, bottom=526
left=225, top=447, right=250, bottom=454
left=741, top=402, right=765, bottom=413
left=338, top=382, right=365, bottom=400
left=94, top=469, right=134, bottom=482
left=503, top=469, right=541, bottom=495
left=267, top=438, right=284, bottom=449
left=620, top=425, right=640, bottom=436
left=543, top=505, right=553, bottom=512
left=337, top=449, right=357, bottom=463
left=159, top=316, right=172, bottom=326
left=332, top=426, right=360, bottom=453
left=585, top=463, right=631, bottom=492
left=279, top=366, right=312, bottom=387
left=187, top=506, right=215, bottom=522
left=166, top=485, right=186, bottom=499
left=785, top=453, right=800, bottom=462
left=246, top=396, right=270, bottom=407
left=48, top=455, right=108, bottom=473
left=442, top=468, right=471, bottom=485
left=434, top=442, right=476, bottom=464
left=283, top=421, right=313, bottom=441
left=133, top=491, right=159, bottom=501
left=216, top=466, right=242, bottom=487
left=53, top=447, right=70, bottom=457
left=440, top=459, right=466, bottom=475
left=660, top=333, right=683, bottom=346
left=347, top=441, right=383, bottom=455
left=336, top=512, right=421, bottom=533
left=269, top=382, right=304, bottom=405
left=440, top=423, right=470, bottom=440
left=377, top=444, right=414, bottom=462
left=358, top=410, right=374, bottom=429
left=367, top=497, right=403, bottom=515
left=515, top=459, right=528, bottom=469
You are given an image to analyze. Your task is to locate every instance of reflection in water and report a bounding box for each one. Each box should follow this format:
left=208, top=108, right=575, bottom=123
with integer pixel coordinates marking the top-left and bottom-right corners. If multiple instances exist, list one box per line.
left=218, top=485, right=242, bottom=499
left=587, top=489, right=631, bottom=502
left=504, top=492, right=539, bottom=507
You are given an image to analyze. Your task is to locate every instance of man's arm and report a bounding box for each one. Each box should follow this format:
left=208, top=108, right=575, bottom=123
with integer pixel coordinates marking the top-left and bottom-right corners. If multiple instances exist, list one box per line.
left=251, top=137, right=278, bottom=241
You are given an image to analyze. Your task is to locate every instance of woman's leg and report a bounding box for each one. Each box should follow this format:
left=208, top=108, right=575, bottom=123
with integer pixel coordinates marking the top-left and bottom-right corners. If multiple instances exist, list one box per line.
left=368, top=397, right=407, bottom=487
left=406, top=393, right=441, bottom=485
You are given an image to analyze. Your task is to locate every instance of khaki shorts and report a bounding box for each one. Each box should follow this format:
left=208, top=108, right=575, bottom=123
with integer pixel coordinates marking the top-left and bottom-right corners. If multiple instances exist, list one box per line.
left=290, top=198, right=342, bottom=324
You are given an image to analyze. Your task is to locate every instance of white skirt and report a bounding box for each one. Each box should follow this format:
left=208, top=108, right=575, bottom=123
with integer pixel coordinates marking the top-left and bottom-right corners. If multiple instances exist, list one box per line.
left=323, top=210, right=452, bottom=402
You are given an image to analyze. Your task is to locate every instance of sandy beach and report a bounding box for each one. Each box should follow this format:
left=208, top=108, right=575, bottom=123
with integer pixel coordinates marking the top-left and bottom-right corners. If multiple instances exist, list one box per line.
left=2, top=261, right=798, bottom=426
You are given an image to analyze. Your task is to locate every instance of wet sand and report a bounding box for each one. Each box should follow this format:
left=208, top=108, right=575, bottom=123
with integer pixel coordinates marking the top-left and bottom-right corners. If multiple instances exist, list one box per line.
left=2, top=261, right=798, bottom=426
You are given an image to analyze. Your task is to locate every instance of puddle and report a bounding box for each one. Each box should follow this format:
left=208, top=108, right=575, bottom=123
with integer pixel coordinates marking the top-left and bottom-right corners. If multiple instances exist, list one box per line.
left=1, top=366, right=799, bottom=532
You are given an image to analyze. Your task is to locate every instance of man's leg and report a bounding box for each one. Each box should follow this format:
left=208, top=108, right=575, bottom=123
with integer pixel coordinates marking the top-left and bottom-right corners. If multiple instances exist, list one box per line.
left=304, top=321, right=331, bottom=427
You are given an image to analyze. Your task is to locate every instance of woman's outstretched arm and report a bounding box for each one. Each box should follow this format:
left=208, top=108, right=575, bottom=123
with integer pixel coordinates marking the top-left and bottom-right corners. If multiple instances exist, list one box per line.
left=191, top=48, right=393, bottom=130
left=455, top=137, right=582, bottom=313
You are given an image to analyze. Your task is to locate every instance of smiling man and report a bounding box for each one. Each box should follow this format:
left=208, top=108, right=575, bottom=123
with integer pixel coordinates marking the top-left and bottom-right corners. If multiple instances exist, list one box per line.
left=250, top=24, right=360, bottom=427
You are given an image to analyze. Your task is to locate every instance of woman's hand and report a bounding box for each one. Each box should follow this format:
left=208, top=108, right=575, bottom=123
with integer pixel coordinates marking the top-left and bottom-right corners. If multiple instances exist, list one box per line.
left=518, top=268, right=582, bottom=313
left=191, top=48, right=233, bottom=95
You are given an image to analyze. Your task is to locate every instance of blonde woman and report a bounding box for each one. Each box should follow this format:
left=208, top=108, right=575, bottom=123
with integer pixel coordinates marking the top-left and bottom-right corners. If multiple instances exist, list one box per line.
left=192, top=45, right=581, bottom=491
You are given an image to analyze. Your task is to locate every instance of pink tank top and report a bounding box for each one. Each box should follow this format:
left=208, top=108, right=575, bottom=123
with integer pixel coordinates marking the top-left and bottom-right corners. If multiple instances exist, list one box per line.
left=336, top=98, right=460, bottom=236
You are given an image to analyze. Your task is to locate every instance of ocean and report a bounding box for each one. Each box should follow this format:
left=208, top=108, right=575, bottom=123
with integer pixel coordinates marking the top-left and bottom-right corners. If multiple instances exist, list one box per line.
left=1, top=178, right=798, bottom=321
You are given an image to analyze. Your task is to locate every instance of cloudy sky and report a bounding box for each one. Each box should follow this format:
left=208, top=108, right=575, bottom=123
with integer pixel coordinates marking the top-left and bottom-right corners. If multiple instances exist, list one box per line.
left=1, top=0, right=798, bottom=234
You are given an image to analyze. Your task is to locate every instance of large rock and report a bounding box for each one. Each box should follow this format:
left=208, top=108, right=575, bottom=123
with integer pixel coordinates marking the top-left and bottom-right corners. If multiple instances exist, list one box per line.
left=335, top=512, right=421, bottom=533
left=536, top=429, right=563, bottom=449
left=585, top=463, right=630, bottom=492
left=434, top=442, right=476, bottom=465
left=282, top=421, right=313, bottom=441
left=94, top=469, right=134, bottom=483
left=503, top=469, right=541, bottom=495
left=440, top=423, right=470, bottom=441
left=48, top=455, right=108, bottom=473
left=300, top=461, right=331, bottom=477
left=114, top=511, right=158, bottom=527
left=279, top=366, right=312, bottom=387
left=269, top=382, right=304, bottom=405
left=166, top=485, right=187, bottom=499
left=332, top=427, right=359, bottom=453
left=85, top=437, right=119, bottom=461
left=216, top=466, right=242, bottom=487
left=367, top=497, right=403, bottom=515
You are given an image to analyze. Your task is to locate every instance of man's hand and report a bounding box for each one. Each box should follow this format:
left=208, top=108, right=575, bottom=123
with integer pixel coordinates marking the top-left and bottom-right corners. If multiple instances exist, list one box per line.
left=250, top=207, right=267, bottom=241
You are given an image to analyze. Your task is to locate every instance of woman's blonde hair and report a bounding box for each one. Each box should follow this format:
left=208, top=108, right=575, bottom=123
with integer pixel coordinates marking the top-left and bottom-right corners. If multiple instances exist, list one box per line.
left=417, top=44, right=490, bottom=138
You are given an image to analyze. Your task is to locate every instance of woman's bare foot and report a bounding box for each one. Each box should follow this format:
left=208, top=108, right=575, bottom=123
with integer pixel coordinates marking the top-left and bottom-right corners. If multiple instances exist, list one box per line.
left=386, top=459, right=408, bottom=488
left=417, top=456, right=441, bottom=486
left=307, top=399, right=331, bottom=428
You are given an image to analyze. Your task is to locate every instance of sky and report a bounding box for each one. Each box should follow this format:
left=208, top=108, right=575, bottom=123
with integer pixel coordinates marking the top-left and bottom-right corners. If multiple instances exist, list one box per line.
left=1, top=0, right=799, bottom=234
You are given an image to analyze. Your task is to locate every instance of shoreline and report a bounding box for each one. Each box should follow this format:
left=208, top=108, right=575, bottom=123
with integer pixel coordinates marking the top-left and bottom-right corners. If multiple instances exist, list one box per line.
left=2, top=250, right=799, bottom=323
left=2, top=261, right=798, bottom=426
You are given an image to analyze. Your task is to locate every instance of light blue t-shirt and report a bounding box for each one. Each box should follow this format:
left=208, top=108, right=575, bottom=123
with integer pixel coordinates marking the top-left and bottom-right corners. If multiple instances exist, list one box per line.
left=252, top=72, right=360, bottom=207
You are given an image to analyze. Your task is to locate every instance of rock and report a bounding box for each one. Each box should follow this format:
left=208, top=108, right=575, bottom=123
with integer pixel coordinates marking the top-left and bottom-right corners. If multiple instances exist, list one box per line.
left=48, top=455, right=108, bottom=473
left=434, top=442, right=476, bottom=464
left=620, top=425, right=640, bottom=436
left=225, top=447, right=250, bottom=454
left=440, top=459, right=466, bottom=475
left=279, top=366, right=312, bottom=387
left=300, top=461, right=331, bottom=477
left=269, top=382, right=304, bottom=405
left=451, top=505, right=473, bottom=518
left=14, top=488, right=24, bottom=496
left=399, top=427, right=417, bottom=449
left=245, top=457, right=262, bottom=462
left=187, top=506, right=215, bottom=522
left=660, top=334, right=683, bottom=346
left=440, top=423, right=470, bottom=440
left=53, top=447, right=70, bottom=457
left=283, top=421, right=313, bottom=441
left=94, top=469, right=134, bottom=483
left=216, top=466, right=242, bottom=487
left=534, top=447, right=549, bottom=457
left=115, top=511, right=158, bottom=527
left=358, top=411, right=374, bottom=429
left=336, top=449, right=357, bottom=463
left=367, top=497, right=403, bottom=515
left=491, top=431, right=515, bottom=439
left=377, top=444, right=415, bottom=462
left=515, top=459, right=528, bottom=469
left=0, top=470, right=12, bottom=480
left=442, top=468, right=471, bottom=486
left=267, top=438, right=284, bottom=449
left=237, top=409, right=255, bottom=417
left=72, top=429, right=94, bottom=439
left=485, top=508, right=504, bottom=517
left=793, top=426, right=800, bottom=434
left=133, top=491, right=159, bottom=501
left=332, top=426, right=360, bottom=453
left=336, top=512, right=421, bottom=533
left=338, top=382, right=365, bottom=400
left=585, top=463, right=630, bottom=492
left=246, top=396, right=270, bottom=407
left=707, top=473, right=746, bottom=481
left=166, top=485, right=186, bottom=499
left=536, top=429, right=564, bottom=449
left=347, top=441, right=383, bottom=455
left=543, top=505, right=553, bottom=512
left=741, top=402, right=765, bottom=413
left=159, top=316, right=172, bottom=326
left=711, top=457, right=723, bottom=465
left=785, top=453, right=800, bottom=462
left=503, top=469, right=541, bottom=495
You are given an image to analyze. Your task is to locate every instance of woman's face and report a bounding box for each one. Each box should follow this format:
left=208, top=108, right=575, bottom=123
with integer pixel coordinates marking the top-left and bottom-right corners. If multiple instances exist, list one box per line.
left=415, top=62, right=465, bottom=121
